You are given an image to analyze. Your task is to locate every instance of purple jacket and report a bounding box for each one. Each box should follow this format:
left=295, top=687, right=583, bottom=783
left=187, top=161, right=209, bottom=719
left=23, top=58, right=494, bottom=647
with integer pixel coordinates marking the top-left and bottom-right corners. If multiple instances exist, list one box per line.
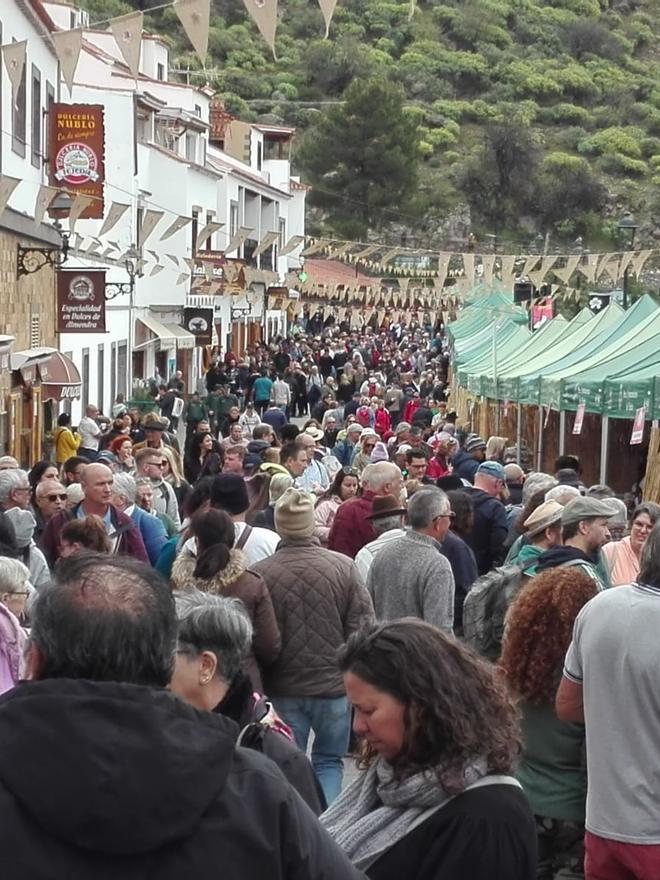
left=0, top=605, right=26, bottom=696
left=39, top=503, right=149, bottom=567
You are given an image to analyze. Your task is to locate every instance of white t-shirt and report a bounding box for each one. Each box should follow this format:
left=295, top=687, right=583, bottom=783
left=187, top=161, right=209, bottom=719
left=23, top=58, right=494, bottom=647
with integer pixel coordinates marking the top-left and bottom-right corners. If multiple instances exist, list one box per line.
left=564, top=582, right=660, bottom=844
left=78, top=416, right=101, bottom=450
left=234, top=522, right=279, bottom=564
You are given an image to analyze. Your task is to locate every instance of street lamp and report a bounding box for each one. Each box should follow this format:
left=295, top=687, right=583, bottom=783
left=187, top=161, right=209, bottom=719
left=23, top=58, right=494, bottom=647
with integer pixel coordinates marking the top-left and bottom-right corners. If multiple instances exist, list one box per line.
left=104, top=245, right=141, bottom=299
left=618, top=211, right=638, bottom=310
left=16, top=190, right=73, bottom=277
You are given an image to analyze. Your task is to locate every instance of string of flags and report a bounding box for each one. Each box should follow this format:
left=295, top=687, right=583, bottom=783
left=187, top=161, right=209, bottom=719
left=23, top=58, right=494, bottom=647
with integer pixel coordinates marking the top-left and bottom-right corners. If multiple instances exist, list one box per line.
left=1, top=0, right=336, bottom=90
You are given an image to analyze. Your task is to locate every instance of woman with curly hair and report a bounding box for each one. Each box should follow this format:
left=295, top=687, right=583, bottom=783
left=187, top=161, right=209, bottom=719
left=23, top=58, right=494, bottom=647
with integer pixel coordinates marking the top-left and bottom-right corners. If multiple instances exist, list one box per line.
left=500, top=568, right=598, bottom=879
left=322, top=619, right=536, bottom=879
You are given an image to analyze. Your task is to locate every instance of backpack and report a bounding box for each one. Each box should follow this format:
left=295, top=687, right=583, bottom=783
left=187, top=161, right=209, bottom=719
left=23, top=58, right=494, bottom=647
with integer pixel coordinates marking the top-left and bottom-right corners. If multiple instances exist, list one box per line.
left=462, top=563, right=534, bottom=661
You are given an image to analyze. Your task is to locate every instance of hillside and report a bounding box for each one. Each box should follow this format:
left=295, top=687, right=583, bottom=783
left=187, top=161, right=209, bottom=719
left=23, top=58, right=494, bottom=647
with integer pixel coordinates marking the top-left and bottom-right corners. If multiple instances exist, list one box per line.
left=80, top=0, right=660, bottom=248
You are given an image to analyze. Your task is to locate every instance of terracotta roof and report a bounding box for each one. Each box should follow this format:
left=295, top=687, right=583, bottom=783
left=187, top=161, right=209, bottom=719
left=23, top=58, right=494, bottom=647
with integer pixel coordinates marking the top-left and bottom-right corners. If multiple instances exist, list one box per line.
left=305, top=259, right=373, bottom=287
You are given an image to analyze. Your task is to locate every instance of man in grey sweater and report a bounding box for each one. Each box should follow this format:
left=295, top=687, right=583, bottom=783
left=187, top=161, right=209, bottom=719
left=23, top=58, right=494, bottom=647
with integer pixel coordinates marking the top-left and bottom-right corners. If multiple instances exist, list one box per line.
left=367, top=486, right=455, bottom=633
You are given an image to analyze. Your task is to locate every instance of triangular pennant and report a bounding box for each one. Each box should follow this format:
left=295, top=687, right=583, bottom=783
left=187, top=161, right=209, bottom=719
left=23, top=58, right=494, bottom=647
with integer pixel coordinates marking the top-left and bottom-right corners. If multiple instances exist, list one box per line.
left=462, top=253, right=475, bottom=285
left=631, top=249, right=653, bottom=276
left=159, top=215, right=191, bottom=242
left=166, top=254, right=180, bottom=266
left=619, top=251, right=635, bottom=278
left=139, top=209, right=164, bottom=245
left=2, top=42, right=26, bottom=107
left=68, top=194, right=95, bottom=232
left=317, top=0, right=338, bottom=38
left=481, top=254, right=496, bottom=286
left=499, top=254, right=516, bottom=289
left=241, top=0, right=278, bottom=58
left=553, top=254, right=580, bottom=286
left=224, top=225, right=254, bottom=255
left=278, top=234, right=305, bottom=257
left=253, top=230, right=279, bottom=258
left=195, top=221, right=223, bottom=251
left=0, top=176, right=20, bottom=219
left=173, top=0, right=210, bottom=65
left=99, top=201, right=130, bottom=237
left=176, top=272, right=189, bottom=285
left=52, top=29, right=82, bottom=95
left=351, top=244, right=379, bottom=260
left=301, top=238, right=331, bottom=257
left=150, top=264, right=165, bottom=276
left=34, top=185, right=58, bottom=226
left=110, top=11, right=143, bottom=81
left=578, top=253, right=599, bottom=283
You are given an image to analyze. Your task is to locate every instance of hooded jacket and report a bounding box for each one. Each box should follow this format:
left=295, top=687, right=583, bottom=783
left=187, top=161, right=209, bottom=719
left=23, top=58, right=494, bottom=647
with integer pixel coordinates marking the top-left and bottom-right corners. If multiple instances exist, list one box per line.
left=452, top=449, right=480, bottom=483
left=0, top=679, right=362, bottom=880
left=534, top=544, right=607, bottom=587
left=465, top=487, right=509, bottom=576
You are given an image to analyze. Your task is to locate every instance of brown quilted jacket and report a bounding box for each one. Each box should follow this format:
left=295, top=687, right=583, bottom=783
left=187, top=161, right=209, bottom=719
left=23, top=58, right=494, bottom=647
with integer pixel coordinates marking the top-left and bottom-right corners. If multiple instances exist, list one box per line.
left=253, top=536, right=374, bottom=698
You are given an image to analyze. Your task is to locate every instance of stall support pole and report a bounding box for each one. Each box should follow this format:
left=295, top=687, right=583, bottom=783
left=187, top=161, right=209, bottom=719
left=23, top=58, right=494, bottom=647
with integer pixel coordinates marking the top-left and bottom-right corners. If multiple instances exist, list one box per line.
left=516, top=404, right=522, bottom=466
left=599, top=415, right=609, bottom=485
left=537, top=406, right=544, bottom=471
left=559, top=410, right=566, bottom=455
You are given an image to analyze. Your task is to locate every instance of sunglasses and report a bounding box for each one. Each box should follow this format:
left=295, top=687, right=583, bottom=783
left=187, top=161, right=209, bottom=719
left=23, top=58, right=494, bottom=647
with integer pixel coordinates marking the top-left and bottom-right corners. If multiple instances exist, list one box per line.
left=342, top=467, right=358, bottom=476
left=46, top=493, right=68, bottom=502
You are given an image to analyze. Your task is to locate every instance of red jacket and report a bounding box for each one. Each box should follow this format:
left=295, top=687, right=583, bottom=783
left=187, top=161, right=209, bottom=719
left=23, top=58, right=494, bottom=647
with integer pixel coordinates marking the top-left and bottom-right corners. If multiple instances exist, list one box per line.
left=327, top=490, right=376, bottom=559
left=39, top=503, right=149, bottom=568
left=374, top=408, right=391, bottom=437
left=403, top=399, right=420, bottom=424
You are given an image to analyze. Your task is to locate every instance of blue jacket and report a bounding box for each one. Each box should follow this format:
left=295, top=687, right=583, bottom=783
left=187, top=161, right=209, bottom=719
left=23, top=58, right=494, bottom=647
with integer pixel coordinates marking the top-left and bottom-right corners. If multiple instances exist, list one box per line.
left=452, top=449, right=480, bottom=483
left=332, top=439, right=356, bottom=467
left=130, top=506, right=168, bottom=565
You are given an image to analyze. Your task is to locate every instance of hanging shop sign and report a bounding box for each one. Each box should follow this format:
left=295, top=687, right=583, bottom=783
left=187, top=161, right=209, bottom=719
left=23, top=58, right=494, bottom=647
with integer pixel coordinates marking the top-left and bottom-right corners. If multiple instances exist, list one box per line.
left=183, top=307, right=214, bottom=346
left=630, top=406, right=646, bottom=445
left=57, top=270, right=107, bottom=333
left=572, top=403, right=586, bottom=435
left=49, top=104, right=105, bottom=219
left=191, top=252, right=247, bottom=295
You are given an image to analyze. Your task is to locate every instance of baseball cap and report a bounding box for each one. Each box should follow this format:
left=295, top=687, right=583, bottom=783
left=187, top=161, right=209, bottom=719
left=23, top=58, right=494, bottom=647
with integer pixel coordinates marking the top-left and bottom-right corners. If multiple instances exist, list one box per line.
left=561, top=496, right=620, bottom=526
left=476, top=461, right=506, bottom=480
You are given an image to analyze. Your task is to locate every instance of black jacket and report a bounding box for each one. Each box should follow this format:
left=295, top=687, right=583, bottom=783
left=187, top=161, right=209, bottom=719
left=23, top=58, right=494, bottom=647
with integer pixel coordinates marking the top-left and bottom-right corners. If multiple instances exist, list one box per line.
left=439, top=529, right=478, bottom=630
left=452, top=450, right=480, bottom=483
left=0, top=679, right=361, bottom=880
left=367, top=784, right=536, bottom=880
left=535, top=544, right=595, bottom=573
left=216, top=673, right=325, bottom=814
left=465, top=488, right=509, bottom=575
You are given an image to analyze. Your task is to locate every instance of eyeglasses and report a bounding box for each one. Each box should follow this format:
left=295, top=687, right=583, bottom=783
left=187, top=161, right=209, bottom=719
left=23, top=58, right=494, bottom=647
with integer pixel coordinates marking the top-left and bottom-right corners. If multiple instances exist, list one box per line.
left=16, top=486, right=30, bottom=492
left=46, top=493, right=68, bottom=502
left=434, top=512, right=456, bottom=522
left=147, top=461, right=166, bottom=468
left=9, top=591, right=29, bottom=598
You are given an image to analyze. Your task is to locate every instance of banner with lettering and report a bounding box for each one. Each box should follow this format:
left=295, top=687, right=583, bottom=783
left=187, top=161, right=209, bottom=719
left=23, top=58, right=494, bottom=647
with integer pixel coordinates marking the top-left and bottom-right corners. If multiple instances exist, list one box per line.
left=49, top=104, right=105, bottom=219
left=57, top=270, right=106, bottom=333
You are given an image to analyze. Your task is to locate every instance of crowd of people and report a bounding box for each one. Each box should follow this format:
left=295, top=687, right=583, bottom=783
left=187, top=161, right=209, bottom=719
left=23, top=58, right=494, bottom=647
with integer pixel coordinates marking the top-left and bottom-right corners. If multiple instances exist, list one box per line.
left=0, top=324, right=656, bottom=879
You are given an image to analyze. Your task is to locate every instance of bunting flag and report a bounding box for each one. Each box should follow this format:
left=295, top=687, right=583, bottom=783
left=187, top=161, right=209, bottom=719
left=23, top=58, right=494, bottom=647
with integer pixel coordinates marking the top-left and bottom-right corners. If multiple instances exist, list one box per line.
left=253, top=230, right=279, bottom=258
left=0, top=176, right=20, bottom=220
left=351, top=244, right=380, bottom=260
left=278, top=234, right=304, bottom=257
left=241, top=0, right=278, bottom=59
left=578, top=253, right=599, bottom=283
left=302, top=238, right=331, bottom=257
left=195, top=221, right=223, bottom=251
left=553, top=254, right=581, bottom=286
left=33, top=185, right=58, bottom=226
left=317, top=0, right=337, bottom=38
left=147, top=249, right=160, bottom=264
left=150, top=264, right=165, bottom=276
left=176, top=272, right=189, bottom=285
left=52, top=29, right=83, bottom=95
left=68, top=194, right=95, bottom=232
left=159, top=215, right=191, bottom=242
left=2, top=42, right=26, bottom=107
left=224, top=225, right=254, bottom=254
left=481, top=254, right=495, bottom=287
left=598, top=255, right=620, bottom=283
left=462, top=253, right=475, bottom=286
left=521, top=255, right=540, bottom=278
left=379, top=249, right=401, bottom=267
left=435, top=253, right=451, bottom=291
left=631, top=249, right=653, bottom=276
left=173, top=0, right=210, bottom=65
left=619, top=251, right=635, bottom=278
left=528, top=255, right=558, bottom=288
left=499, top=254, right=516, bottom=289
left=99, top=201, right=130, bottom=237
left=139, top=209, right=165, bottom=245
left=110, top=11, right=144, bottom=81
left=166, top=254, right=180, bottom=266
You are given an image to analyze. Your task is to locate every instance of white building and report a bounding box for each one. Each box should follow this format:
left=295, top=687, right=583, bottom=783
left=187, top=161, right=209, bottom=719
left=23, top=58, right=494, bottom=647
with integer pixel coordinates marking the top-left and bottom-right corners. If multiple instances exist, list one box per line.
left=41, top=0, right=306, bottom=422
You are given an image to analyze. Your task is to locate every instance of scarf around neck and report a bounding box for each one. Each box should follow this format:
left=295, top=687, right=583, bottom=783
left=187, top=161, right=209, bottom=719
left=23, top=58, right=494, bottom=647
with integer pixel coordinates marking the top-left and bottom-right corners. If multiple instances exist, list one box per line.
left=321, top=756, right=487, bottom=870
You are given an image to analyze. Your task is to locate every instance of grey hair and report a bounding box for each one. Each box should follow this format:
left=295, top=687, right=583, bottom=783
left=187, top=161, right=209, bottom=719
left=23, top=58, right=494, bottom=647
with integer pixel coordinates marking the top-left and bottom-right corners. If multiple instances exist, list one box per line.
left=174, top=590, right=253, bottom=684
left=0, top=469, right=29, bottom=504
left=586, top=484, right=615, bottom=499
left=372, top=514, right=404, bottom=536
left=407, top=486, right=450, bottom=530
left=269, top=473, right=293, bottom=504
left=545, top=484, right=580, bottom=504
left=522, top=473, right=557, bottom=505
left=639, top=522, right=660, bottom=588
left=0, top=556, right=30, bottom=593
left=112, top=472, right=137, bottom=504
left=363, top=461, right=400, bottom=492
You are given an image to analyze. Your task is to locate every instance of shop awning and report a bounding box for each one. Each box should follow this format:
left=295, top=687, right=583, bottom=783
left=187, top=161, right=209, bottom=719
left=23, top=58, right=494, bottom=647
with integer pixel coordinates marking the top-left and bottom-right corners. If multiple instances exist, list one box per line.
left=10, top=347, right=58, bottom=384
left=135, top=315, right=177, bottom=350
left=39, top=351, right=82, bottom=401
left=163, top=324, right=196, bottom=349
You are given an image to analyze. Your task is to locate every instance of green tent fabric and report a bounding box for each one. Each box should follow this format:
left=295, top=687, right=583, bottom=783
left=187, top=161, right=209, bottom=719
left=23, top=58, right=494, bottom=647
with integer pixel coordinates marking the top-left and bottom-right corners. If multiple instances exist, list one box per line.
left=459, top=325, right=532, bottom=393
left=538, top=296, right=658, bottom=409
left=447, top=290, right=525, bottom=342
left=515, top=303, right=625, bottom=405
left=454, top=319, right=522, bottom=370
left=602, top=363, right=660, bottom=419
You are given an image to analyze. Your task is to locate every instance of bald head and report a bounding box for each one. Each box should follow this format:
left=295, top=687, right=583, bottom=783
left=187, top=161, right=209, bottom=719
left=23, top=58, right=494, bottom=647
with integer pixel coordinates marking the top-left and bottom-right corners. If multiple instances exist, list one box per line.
left=80, top=463, right=114, bottom=508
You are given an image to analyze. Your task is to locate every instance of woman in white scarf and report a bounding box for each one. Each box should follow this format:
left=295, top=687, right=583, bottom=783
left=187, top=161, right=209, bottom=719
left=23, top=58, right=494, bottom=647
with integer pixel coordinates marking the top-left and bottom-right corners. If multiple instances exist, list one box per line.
left=321, top=620, right=537, bottom=879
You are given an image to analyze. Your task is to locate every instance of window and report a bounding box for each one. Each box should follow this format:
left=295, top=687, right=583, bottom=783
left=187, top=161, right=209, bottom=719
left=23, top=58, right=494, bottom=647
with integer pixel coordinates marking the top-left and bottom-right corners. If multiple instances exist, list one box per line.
left=30, top=314, right=40, bottom=348
left=12, top=43, right=27, bottom=157
left=204, top=211, right=214, bottom=250
left=194, top=104, right=202, bottom=117
left=97, top=346, right=105, bottom=413
left=264, top=138, right=290, bottom=161
left=256, top=141, right=262, bottom=171
left=230, top=202, right=239, bottom=238
left=278, top=217, right=286, bottom=249
left=31, top=65, right=41, bottom=168
left=185, top=132, right=197, bottom=163
left=157, top=62, right=165, bottom=81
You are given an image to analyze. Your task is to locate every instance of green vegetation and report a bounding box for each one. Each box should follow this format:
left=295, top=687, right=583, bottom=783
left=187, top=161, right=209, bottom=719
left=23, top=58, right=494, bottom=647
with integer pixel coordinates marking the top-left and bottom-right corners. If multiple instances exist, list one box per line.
left=82, top=0, right=660, bottom=244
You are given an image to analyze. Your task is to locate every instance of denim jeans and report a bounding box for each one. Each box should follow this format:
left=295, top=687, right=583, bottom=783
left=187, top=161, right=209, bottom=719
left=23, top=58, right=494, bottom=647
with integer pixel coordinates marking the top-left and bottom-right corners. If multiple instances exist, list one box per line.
left=273, top=695, right=350, bottom=805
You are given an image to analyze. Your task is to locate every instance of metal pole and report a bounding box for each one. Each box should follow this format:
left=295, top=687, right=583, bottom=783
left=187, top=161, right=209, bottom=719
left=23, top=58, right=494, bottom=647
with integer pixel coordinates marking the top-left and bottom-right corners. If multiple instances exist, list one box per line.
left=623, top=267, right=628, bottom=311
left=537, top=406, right=543, bottom=471
left=516, top=403, right=522, bottom=466
left=599, top=415, right=609, bottom=484
left=492, top=322, right=499, bottom=433
left=559, top=409, right=566, bottom=455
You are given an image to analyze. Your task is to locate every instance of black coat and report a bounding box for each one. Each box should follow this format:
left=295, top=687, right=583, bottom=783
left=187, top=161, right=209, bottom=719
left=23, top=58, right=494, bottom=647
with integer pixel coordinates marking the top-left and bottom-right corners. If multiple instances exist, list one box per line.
left=0, top=679, right=361, bottom=880
left=464, top=488, right=509, bottom=575
left=367, top=784, right=536, bottom=880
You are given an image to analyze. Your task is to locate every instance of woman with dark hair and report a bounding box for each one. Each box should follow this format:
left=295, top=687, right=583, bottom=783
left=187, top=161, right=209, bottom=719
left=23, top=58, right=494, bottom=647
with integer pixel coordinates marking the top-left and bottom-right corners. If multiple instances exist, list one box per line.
left=184, top=433, right=222, bottom=484
left=314, top=468, right=359, bottom=545
left=602, top=501, right=660, bottom=586
left=59, top=515, right=112, bottom=557
left=170, top=508, right=280, bottom=690
left=322, top=619, right=536, bottom=879
left=445, top=489, right=474, bottom=542
left=28, top=460, right=59, bottom=504
left=500, top=568, right=597, bottom=880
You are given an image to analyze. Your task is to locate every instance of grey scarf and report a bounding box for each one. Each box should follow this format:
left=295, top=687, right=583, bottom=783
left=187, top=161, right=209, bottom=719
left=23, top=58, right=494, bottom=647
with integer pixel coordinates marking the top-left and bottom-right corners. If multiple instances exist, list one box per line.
left=321, top=757, right=487, bottom=870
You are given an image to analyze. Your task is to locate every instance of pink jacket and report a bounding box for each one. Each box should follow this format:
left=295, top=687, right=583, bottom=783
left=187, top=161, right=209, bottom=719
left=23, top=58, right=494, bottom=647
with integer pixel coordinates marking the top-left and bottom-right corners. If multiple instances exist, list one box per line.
left=313, top=495, right=342, bottom=545
left=0, top=604, right=27, bottom=696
